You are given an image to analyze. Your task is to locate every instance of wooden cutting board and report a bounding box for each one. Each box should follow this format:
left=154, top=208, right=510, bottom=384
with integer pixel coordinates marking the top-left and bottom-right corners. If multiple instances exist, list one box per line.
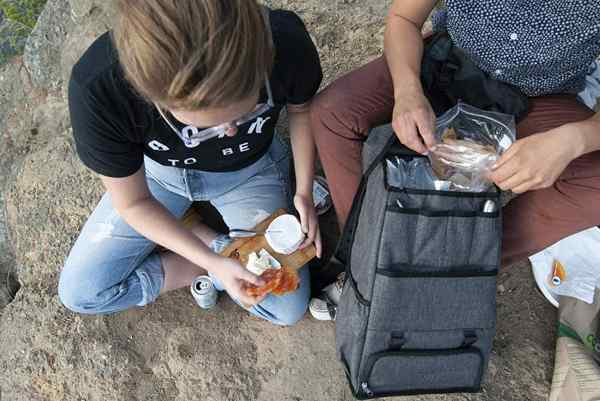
left=220, top=209, right=316, bottom=270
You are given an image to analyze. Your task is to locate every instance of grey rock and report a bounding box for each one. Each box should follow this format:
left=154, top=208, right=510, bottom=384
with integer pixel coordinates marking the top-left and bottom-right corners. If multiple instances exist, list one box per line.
left=0, top=62, right=26, bottom=310
left=0, top=61, right=26, bottom=138
left=0, top=199, right=19, bottom=310
left=60, top=9, right=111, bottom=100
left=68, top=0, right=95, bottom=21
left=0, top=59, right=46, bottom=177
left=69, top=0, right=113, bottom=22
left=23, top=0, right=72, bottom=92
left=32, top=98, right=70, bottom=138
left=5, top=134, right=103, bottom=288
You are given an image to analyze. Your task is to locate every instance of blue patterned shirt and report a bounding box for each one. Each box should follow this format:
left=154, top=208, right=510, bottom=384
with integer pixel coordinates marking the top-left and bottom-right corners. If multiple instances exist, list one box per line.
left=433, top=0, right=600, bottom=96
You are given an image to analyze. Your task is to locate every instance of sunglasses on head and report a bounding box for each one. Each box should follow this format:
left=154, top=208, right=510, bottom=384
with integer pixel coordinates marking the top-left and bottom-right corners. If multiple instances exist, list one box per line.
left=156, top=77, right=274, bottom=148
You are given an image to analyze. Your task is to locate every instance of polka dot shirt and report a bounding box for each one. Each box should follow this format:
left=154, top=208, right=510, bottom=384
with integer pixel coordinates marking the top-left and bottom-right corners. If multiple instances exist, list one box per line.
left=432, top=1, right=600, bottom=96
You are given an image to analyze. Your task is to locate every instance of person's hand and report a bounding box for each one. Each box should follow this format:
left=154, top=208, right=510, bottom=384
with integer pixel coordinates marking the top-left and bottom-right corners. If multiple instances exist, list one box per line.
left=294, top=193, right=323, bottom=258
left=392, top=86, right=436, bottom=154
left=487, top=125, right=580, bottom=194
left=210, top=256, right=267, bottom=307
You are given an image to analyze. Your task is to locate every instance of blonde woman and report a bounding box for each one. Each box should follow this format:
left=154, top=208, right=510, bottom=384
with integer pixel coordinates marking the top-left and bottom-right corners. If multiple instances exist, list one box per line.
left=59, top=1, right=322, bottom=325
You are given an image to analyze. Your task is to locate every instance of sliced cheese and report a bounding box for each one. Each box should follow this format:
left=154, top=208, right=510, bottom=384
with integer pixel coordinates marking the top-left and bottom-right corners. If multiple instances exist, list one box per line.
left=246, top=249, right=281, bottom=276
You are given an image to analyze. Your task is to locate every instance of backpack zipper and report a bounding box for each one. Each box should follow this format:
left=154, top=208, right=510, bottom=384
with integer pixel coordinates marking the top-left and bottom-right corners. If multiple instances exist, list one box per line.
left=361, top=382, right=374, bottom=397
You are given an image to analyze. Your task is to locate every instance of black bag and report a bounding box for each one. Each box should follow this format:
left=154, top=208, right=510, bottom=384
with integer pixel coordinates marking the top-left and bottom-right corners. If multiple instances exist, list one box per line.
left=421, top=32, right=529, bottom=121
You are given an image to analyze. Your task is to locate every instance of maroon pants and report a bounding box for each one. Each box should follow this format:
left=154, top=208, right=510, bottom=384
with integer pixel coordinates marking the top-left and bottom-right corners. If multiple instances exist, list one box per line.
left=310, top=56, right=600, bottom=266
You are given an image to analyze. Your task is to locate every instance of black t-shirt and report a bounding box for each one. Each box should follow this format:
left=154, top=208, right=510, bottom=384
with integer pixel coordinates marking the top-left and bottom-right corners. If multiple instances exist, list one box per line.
left=69, top=9, right=322, bottom=177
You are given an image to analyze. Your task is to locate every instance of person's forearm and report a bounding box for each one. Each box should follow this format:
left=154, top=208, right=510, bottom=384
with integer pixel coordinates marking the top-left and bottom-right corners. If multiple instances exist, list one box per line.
left=288, top=106, right=315, bottom=196
left=571, top=113, right=600, bottom=157
left=384, top=9, right=426, bottom=98
left=119, top=197, right=221, bottom=272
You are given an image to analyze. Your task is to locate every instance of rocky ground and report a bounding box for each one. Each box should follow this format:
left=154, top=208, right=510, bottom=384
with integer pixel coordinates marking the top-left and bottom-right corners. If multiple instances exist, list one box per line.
left=0, top=1, right=567, bottom=400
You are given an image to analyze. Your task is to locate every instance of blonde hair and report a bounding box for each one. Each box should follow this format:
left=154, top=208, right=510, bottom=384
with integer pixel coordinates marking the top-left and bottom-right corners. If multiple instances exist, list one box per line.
left=113, top=0, right=274, bottom=109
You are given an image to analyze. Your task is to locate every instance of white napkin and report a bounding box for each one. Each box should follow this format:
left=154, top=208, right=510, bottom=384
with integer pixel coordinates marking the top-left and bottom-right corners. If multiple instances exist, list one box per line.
left=530, top=227, right=600, bottom=305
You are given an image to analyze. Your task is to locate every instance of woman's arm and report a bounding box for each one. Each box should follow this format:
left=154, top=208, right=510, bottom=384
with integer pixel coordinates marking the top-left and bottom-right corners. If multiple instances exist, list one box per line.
left=100, top=168, right=264, bottom=303
left=288, top=102, right=322, bottom=257
left=102, top=168, right=217, bottom=268
left=385, top=0, right=438, bottom=154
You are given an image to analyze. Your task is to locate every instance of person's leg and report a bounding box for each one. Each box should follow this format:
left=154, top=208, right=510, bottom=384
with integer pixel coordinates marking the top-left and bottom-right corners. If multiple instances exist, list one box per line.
left=159, top=221, right=218, bottom=293
left=501, top=95, right=600, bottom=265
left=310, top=56, right=395, bottom=227
left=58, top=175, right=194, bottom=314
left=208, top=138, right=310, bottom=326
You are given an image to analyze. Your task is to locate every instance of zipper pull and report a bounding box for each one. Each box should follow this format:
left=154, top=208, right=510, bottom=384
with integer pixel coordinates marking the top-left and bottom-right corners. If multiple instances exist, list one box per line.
left=483, top=199, right=496, bottom=213
left=361, top=382, right=374, bottom=397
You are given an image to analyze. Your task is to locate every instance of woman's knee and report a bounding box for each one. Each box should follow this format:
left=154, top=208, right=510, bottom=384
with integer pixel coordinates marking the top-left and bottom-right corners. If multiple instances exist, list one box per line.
left=58, top=259, right=124, bottom=315
left=267, top=267, right=311, bottom=326
left=250, top=287, right=309, bottom=326
left=57, top=267, right=99, bottom=314
left=57, top=257, right=114, bottom=314
left=59, top=247, right=164, bottom=315
left=272, top=298, right=309, bottom=326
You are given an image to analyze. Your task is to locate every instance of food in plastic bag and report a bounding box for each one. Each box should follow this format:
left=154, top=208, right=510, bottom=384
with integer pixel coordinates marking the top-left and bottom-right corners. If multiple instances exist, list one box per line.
left=428, top=102, right=516, bottom=192
left=386, top=157, right=451, bottom=191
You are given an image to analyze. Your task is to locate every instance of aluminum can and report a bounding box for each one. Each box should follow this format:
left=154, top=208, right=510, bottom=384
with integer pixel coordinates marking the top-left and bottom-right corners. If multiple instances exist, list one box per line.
left=191, top=276, right=217, bottom=309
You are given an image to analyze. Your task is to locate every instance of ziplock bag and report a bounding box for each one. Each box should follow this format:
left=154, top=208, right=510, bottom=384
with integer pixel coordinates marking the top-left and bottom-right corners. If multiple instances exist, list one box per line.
left=427, top=102, right=516, bottom=192
left=385, top=157, right=451, bottom=191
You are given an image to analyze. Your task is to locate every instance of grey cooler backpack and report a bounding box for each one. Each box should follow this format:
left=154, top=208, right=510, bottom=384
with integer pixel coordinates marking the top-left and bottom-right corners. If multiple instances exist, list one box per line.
left=335, top=124, right=502, bottom=398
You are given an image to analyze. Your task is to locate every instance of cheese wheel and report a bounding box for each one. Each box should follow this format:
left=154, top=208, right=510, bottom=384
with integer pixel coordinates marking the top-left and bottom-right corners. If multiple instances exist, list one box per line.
left=265, top=214, right=304, bottom=255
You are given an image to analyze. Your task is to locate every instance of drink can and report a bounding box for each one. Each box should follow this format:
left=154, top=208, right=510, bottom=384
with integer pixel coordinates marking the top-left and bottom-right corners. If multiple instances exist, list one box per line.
left=191, top=276, right=217, bottom=309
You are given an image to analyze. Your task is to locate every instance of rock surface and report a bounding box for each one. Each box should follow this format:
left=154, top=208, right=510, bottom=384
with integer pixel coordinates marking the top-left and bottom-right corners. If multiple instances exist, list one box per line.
left=23, top=0, right=71, bottom=92
left=0, top=0, right=563, bottom=400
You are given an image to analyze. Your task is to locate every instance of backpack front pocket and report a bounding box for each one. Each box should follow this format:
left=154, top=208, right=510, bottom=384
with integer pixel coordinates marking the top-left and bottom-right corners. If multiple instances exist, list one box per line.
left=369, top=272, right=497, bottom=332
left=358, top=347, right=484, bottom=398
left=380, top=204, right=501, bottom=268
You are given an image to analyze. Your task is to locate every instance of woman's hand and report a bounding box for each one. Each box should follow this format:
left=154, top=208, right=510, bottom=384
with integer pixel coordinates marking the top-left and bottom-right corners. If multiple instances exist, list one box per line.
left=488, top=125, right=580, bottom=194
left=392, top=86, right=436, bottom=154
left=210, top=256, right=267, bottom=307
left=294, top=193, right=323, bottom=258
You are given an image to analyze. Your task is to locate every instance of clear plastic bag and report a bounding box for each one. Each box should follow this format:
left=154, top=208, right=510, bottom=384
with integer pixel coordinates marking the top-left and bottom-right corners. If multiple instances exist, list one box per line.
left=386, top=157, right=452, bottom=191
left=428, top=102, right=516, bottom=192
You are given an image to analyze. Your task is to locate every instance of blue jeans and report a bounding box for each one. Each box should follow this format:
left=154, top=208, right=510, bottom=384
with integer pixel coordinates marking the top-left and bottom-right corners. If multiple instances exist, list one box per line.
left=58, top=138, right=310, bottom=326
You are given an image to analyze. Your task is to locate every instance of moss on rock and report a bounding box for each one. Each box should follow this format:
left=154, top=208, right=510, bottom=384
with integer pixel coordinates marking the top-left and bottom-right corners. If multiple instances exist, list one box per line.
left=0, top=0, right=47, bottom=64
left=0, top=0, right=47, bottom=28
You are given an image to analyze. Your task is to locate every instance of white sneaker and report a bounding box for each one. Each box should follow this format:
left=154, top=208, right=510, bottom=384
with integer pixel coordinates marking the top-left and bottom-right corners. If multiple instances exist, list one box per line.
left=309, top=273, right=345, bottom=321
